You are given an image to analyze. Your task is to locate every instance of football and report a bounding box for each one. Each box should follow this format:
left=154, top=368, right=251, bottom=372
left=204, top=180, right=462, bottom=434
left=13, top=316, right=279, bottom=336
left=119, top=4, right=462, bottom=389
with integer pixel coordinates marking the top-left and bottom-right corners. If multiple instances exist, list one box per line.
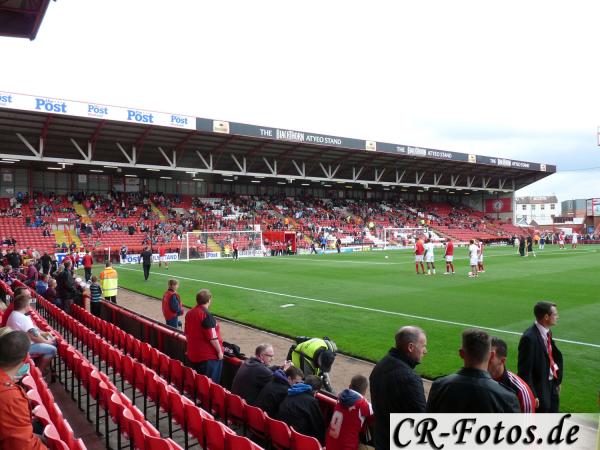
left=385, top=255, right=389, bottom=259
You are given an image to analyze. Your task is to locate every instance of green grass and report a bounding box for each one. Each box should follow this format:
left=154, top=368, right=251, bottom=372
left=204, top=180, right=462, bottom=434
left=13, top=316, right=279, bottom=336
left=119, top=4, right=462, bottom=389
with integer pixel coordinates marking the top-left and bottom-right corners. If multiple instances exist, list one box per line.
left=109, top=245, right=600, bottom=412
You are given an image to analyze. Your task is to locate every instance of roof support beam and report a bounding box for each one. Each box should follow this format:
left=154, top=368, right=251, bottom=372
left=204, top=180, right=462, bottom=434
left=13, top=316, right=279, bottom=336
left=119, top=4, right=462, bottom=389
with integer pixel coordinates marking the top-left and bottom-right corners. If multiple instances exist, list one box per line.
left=320, top=163, right=341, bottom=179
left=415, top=172, right=425, bottom=185
left=352, top=166, right=364, bottom=182
left=231, top=154, right=247, bottom=173
left=451, top=175, right=460, bottom=187
left=482, top=177, right=491, bottom=189
left=158, top=146, right=176, bottom=168
left=116, top=142, right=136, bottom=165
left=433, top=173, right=443, bottom=186
left=374, top=168, right=385, bottom=183
left=467, top=176, right=475, bottom=188
left=196, top=151, right=213, bottom=171
left=498, top=178, right=506, bottom=190
left=16, top=133, right=41, bottom=158
left=263, top=157, right=277, bottom=175
left=396, top=170, right=406, bottom=183
left=0, top=150, right=517, bottom=192
left=71, top=138, right=91, bottom=162
left=292, top=160, right=305, bottom=177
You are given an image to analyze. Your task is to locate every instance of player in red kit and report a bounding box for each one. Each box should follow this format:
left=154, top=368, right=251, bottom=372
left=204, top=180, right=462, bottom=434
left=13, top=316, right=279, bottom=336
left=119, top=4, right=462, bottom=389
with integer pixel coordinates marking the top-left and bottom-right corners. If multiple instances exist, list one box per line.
left=444, top=239, right=455, bottom=274
left=414, top=238, right=425, bottom=274
left=232, top=241, right=239, bottom=260
left=158, top=245, right=168, bottom=269
left=326, top=374, right=373, bottom=450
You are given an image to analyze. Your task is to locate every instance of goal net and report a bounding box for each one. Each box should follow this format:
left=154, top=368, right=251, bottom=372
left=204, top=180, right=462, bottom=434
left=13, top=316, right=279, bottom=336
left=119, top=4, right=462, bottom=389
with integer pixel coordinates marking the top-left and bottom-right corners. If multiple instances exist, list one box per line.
left=179, top=230, right=265, bottom=261
left=381, top=227, right=429, bottom=250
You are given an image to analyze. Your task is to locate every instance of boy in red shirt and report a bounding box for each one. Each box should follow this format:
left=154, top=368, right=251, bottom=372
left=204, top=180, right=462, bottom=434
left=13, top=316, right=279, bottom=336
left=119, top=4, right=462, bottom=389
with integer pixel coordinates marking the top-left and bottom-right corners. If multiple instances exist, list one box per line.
left=326, top=374, right=373, bottom=450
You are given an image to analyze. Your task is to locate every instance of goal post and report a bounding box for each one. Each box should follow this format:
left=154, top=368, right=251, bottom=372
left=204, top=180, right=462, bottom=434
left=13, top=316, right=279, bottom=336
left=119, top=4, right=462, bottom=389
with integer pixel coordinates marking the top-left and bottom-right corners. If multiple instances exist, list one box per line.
left=179, top=230, right=265, bottom=261
left=381, top=227, right=429, bottom=250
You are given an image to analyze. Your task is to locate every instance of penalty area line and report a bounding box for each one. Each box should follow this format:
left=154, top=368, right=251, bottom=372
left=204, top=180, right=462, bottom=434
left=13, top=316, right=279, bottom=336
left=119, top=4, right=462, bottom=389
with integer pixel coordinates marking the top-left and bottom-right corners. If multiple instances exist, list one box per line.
left=117, top=266, right=599, bottom=349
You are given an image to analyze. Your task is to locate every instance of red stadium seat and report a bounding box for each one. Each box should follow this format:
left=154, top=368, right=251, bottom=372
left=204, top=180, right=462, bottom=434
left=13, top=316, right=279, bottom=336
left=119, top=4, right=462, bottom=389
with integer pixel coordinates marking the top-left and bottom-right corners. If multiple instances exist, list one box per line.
left=246, top=404, right=268, bottom=443
left=266, top=416, right=292, bottom=450
left=226, top=433, right=264, bottom=450
left=290, top=427, right=323, bottom=450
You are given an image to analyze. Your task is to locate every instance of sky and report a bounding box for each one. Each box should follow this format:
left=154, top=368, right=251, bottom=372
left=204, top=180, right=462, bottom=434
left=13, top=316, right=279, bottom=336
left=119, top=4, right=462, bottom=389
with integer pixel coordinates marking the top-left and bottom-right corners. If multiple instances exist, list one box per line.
left=2, top=0, right=600, bottom=201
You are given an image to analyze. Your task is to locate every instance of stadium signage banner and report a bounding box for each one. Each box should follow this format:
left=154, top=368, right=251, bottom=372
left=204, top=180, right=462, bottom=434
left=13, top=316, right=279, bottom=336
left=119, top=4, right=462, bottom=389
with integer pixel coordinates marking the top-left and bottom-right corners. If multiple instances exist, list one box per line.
left=0, top=92, right=195, bottom=130
left=389, top=414, right=595, bottom=449
left=196, top=117, right=555, bottom=173
left=120, top=252, right=179, bottom=264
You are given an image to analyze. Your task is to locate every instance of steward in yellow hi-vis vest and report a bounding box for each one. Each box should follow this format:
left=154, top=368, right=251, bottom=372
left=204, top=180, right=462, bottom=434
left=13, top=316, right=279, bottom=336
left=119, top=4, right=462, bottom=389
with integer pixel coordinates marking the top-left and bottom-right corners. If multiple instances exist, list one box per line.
left=99, top=261, right=118, bottom=303
left=288, top=337, right=337, bottom=393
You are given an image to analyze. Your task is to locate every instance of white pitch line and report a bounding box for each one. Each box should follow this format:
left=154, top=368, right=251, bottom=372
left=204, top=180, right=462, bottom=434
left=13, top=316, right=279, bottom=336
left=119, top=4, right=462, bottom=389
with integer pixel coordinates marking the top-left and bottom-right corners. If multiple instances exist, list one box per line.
left=118, top=266, right=600, bottom=349
left=259, top=247, right=597, bottom=266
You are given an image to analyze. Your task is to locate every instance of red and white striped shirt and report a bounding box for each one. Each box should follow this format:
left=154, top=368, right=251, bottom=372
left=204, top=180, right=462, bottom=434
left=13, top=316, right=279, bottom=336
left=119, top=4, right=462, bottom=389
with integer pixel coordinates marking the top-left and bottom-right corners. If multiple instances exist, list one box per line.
left=496, top=369, right=535, bottom=413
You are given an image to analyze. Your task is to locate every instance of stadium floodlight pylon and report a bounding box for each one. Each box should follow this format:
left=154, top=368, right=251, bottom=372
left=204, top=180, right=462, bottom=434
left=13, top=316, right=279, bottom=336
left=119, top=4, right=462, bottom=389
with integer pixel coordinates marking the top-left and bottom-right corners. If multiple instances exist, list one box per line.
left=381, top=227, right=428, bottom=250
left=179, top=230, right=265, bottom=261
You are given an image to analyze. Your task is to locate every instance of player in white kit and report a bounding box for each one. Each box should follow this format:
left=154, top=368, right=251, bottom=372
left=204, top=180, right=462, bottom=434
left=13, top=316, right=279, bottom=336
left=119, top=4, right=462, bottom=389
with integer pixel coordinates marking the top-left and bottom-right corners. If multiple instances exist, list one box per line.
left=468, top=239, right=479, bottom=277
left=424, top=239, right=435, bottom=275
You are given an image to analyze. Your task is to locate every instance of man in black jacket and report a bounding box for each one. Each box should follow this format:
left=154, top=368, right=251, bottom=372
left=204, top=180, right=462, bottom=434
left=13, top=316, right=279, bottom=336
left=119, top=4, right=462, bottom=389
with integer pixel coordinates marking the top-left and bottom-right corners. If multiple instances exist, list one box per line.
left=518, top=301, right=563, bottom=412
left=231, top=344, right=291, bottom=406
left=426, top=328, right=520, bottom=413
left=278, top=375, right=326, bottom=444
left=139, top=246, right=153, bottom=281
left=39, top=252, right=52, bottom=275
left=369, top=326, right=428, bottom=450
left=255, top=366, right=304, bottom=418
left=56, top=260, right=77, bottom=313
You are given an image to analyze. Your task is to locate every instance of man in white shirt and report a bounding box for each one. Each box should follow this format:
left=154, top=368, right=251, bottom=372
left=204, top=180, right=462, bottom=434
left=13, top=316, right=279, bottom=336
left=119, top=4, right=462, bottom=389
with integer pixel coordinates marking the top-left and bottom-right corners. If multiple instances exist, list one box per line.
left=468, top=239, right=479, bottom=277
left=571, top=232, right=578, bottom=249
left=6, top=292, right=56, bottom=374
left=424, top=239, right=436, bottom=275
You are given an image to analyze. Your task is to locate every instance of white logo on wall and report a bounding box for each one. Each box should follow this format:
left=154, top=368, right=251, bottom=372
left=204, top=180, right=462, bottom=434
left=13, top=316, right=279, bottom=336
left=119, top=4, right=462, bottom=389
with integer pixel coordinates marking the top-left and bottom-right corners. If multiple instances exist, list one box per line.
left=213, top=120, right=230, bottom=134
left=493, top=199, right=504, bottom=212
left=365, top=141, right=377, bottom=151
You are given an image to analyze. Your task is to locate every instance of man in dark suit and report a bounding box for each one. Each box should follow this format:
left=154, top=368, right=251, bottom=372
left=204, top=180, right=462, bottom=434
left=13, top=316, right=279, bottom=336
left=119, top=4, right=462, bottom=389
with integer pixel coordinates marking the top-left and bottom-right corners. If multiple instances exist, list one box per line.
left=426, top=328, right=520, bottom=413
left=518, top=301, right=563, bottom=412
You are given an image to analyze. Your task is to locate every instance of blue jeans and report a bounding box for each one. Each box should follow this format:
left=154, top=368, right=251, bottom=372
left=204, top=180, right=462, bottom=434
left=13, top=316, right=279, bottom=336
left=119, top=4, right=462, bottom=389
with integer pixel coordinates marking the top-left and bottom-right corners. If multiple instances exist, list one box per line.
left=30, top=343, right=57, bottom=358
left=191, top=359, right=223, bottom=384
left=166, top=317, right=180, bottom=329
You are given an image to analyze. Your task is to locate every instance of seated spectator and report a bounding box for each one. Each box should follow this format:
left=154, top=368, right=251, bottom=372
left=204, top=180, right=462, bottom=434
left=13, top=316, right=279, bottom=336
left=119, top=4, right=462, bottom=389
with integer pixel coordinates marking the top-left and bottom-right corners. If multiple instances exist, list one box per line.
left=6, top=292, right=57, bottom=375
left=255, top=366, right=304, bottom=418
left=426, top=329, right=520, bottom=413
left=0, top=265, right=13, bottom=286
left=0, top=286, right=29, bottom=328
left=326, top=374, right=374, bottom=450
left=0, top=327, right=46, bottom=449
left=44, top=278, right=59, bottom=306
left=231, top=343, right=291, bottom=406
left=277, top=375, right=326, bottom=444
left=35, top=274, right=48, bottom=296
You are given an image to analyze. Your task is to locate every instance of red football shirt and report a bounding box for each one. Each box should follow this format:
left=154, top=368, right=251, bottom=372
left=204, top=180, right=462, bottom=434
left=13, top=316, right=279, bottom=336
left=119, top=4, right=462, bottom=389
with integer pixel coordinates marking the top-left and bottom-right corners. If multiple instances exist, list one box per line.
left=415, top=240, right=425, bottom=255
left=82, top=254, right=93, bottom=269
left=184, top=305, right=222, bottom=363
left=326, top=393, right=373, bottom=450
left=159, top=246, right=166, bottom=257
left=445, top=241, right=454, bottom=256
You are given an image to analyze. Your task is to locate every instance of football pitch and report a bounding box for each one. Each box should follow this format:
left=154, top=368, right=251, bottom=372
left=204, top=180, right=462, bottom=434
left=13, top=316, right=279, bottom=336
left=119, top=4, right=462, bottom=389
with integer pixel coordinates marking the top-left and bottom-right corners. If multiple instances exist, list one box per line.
left=115, top=244, right=600, bottom=412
